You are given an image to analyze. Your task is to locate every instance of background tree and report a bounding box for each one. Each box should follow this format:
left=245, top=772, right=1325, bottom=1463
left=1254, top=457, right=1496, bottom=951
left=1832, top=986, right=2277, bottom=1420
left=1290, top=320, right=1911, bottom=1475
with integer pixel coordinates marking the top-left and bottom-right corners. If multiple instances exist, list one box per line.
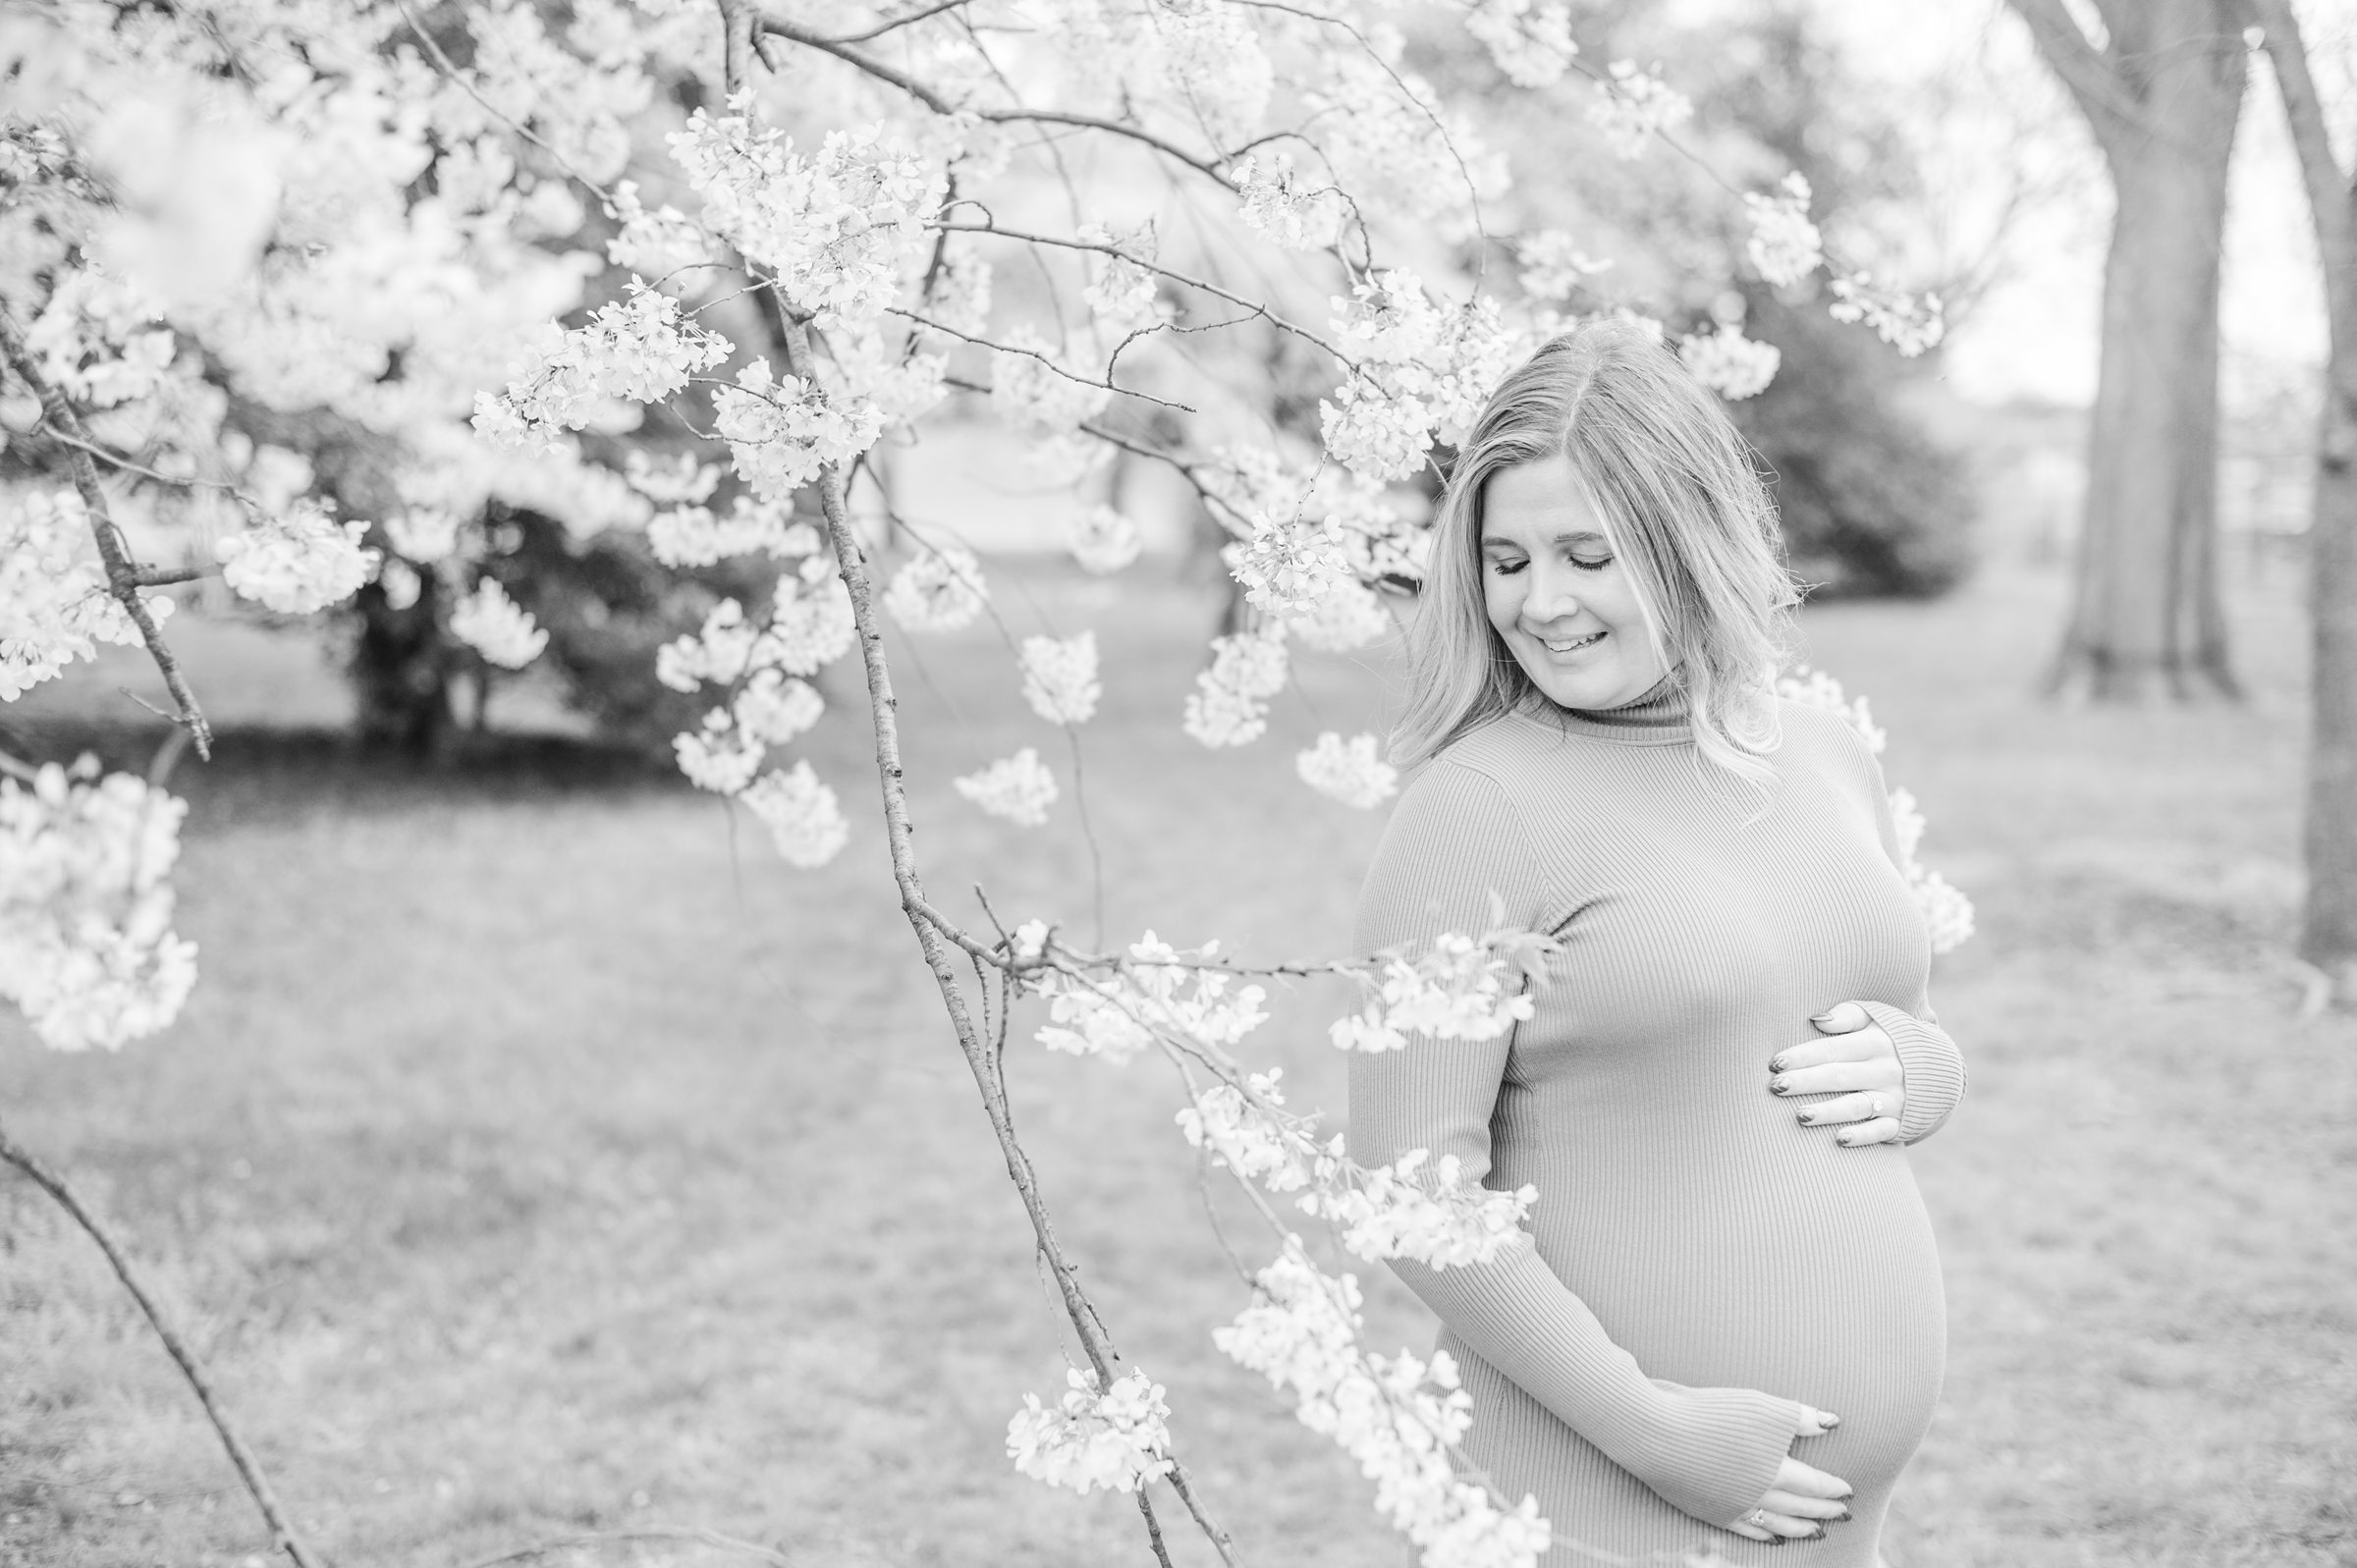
left=2243, top=0, right=2357, bottom=1002
left=2006, top=0, right=2249, bottom=698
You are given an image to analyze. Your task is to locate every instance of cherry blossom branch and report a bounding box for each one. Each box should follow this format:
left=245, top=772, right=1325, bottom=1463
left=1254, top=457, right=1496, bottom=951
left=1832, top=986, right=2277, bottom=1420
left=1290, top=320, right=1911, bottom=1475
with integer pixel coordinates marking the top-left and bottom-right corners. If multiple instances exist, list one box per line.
left=857, top=496, right=1115, bottom=945
left=1225, top=0, right=1492, bottom=257
left=391, top=0, right=617, bottom=200
left=30, top=421, right=243, bottom=495
left=812, top=0, right=976, bottom=45
left=771, top=309, right=1243, bottom=1568
left=0, top=1117, right=322, bottom=1568
left=929, top=219, right=1352, bottom=364
left=1136, top=1488, right=1177, bottom=1568
left=757, top=12, right=1233, bottom=182
left=0, top=304, right=213, bottom=758
left=883, top=305, right=1198, bottom=412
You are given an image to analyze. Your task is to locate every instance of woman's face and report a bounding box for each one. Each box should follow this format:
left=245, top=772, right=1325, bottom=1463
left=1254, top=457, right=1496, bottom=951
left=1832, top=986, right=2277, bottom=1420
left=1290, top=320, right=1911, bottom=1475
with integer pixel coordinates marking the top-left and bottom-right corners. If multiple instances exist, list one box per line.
left=1479, top=453, right=1669, bottom=713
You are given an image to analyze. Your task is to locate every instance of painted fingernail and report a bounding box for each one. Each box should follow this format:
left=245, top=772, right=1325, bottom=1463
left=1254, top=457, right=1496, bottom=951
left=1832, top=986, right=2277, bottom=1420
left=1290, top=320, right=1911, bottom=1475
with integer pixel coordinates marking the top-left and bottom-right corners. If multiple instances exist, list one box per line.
left=1798, top=1110, right=1816, bottom=1125
left=1835, top=1510, right=1853, bottom=1524
left=1807, top=1527, right=1828, bottom=1541
left=1771, top=1077, right=1790, bottom=1095
left=1769, top=1054, right=1788, bottom=1072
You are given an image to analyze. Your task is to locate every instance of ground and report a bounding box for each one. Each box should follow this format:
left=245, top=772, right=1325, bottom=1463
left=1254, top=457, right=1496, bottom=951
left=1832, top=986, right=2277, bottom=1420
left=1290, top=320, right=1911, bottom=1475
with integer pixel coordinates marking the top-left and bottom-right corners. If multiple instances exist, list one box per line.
left=2, top=556, right=2351, bottom=1568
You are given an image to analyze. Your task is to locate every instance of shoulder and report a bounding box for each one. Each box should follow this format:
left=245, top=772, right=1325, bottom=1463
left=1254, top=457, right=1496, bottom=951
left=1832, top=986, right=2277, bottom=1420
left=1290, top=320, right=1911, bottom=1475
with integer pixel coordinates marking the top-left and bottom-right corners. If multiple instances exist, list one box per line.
left=1774, top=696, right=1883, bottom=778
left=1771, top=695, right=1890, bottom=817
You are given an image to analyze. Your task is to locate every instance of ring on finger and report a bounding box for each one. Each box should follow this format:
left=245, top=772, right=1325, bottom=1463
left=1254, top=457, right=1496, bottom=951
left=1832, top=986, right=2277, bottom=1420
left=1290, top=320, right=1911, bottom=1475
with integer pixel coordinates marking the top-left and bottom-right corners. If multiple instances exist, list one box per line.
left=1747, top=1508, right=1769, bottom=1530
left=1866, top=1092, right=1884, bottom=1117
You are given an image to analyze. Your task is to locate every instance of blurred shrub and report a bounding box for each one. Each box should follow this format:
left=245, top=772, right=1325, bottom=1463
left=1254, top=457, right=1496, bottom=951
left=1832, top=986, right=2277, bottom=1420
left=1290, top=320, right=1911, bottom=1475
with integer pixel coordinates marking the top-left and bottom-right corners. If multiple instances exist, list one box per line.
left=343, top=503, right=782, bottom=757
left=1730, top=286, right=1976, bottom=600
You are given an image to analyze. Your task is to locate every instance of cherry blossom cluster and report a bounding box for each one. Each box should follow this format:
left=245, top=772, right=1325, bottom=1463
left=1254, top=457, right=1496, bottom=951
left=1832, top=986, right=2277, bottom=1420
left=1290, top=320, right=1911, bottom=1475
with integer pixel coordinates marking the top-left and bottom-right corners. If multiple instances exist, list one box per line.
left=1465, top=0, right=1580, bottom=89
left=1019, top=631, right=1103, bottom=728
left=1678, top=324, right=1781, bottom=401
left=447, top=579, right=548, bottom=671
left=23, top=265, right=176, bottom=409
left=1330, top=895, right=1562, bottom=1053
left=1230, top=149, right=1347, bottom=252
left=1298, top=1147, right=1538, bottom=1271
left=1296, top=730, right=1400, bottom=810
left=214, top=501, right=380, bottom=618
left=1587, top=61, right=1694, bottom=158
left=883, top=539, right=989, bottom=635
left=0, top=756, right=196, bottom=1053
left=954, top=747, right=1059, bottom=828
left=1216, top=1243, right=1552, bottom=1568
left=1828, top=271, right=1946, bottom=358
left=1744, top=173, right=1825, bottom=287
left=1033, top=933, right=1271, bottom=1064
left=1777, top=665, right=1974, bottom=952
left=1065, top=506, right=1145, bottom=575
left=667, top=99, right=942, bottom=328
left=1514, top=230, right=1614, bottom=303
left=470, top=282, right=730, bottom=451
left=0, top=489, right=175, bottom=701
left=1177, top=1069, right=1535, bottom=1273
left=656, top=580, right=852, bottom=865
left=710, top=358, right=885, bottom=501
left=1308, top=47, right=1505, bottom=241
left=1182, top=626, right=1290, bottom=749
left=1288, top=578, right=1394, bottom=653
left=1005, top=1366, right=1176, bottom=1497
left=1322, top=272, right=1523, bottom=481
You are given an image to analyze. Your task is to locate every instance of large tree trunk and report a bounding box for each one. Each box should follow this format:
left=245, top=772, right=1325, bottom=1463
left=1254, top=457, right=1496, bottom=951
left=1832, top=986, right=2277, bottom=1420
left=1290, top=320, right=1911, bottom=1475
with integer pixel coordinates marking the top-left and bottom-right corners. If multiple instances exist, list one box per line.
left=2057, top=154, right=2240, bottom=697
left=2054, top=20, right=2245, bottom=697
left=2244, top=0, right=2357, bottom=1000
left=2010, top=0, right=2247, bottom=700
left=2307, top=365, right=2357, bottom=994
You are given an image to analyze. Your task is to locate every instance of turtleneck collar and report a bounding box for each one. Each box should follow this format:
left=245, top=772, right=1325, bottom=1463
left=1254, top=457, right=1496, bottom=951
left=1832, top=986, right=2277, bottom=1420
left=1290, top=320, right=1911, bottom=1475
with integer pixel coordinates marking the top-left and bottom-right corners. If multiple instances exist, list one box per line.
left=1506, top=673, right=1694, bottom=745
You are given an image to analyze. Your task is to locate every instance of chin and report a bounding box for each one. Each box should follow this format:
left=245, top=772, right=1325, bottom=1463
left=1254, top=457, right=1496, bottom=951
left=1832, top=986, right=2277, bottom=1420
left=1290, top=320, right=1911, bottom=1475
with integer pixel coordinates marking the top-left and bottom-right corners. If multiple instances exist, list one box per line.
left=1523, top=661, right=1637, bottom=711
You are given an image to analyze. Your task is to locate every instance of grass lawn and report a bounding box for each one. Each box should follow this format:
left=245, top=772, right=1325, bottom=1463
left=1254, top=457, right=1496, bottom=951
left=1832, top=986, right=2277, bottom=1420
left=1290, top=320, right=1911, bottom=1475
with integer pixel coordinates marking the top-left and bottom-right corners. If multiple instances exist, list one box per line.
left=2, top=557, right=2351, bottom=1568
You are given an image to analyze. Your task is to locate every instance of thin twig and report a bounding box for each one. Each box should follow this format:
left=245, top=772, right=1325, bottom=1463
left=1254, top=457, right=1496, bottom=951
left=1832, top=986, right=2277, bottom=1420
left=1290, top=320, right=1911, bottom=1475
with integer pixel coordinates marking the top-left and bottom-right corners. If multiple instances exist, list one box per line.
left=759, top=12, right=1233, bottom=182
left=1137, top=1487, right=1177, bottom=1568
left=888, top=304, right=1197, bottom=412
left=32, top=422, right=243, bottom=493
left=929, top=220, right=1351, bottom=363
left=392, top=0, right=615, bottom=199
left=0, top=1117, right=323, bottom=1568
left=824, top=0, right=971, bottom=44
left=769, top=304, right=1242, bottom=1568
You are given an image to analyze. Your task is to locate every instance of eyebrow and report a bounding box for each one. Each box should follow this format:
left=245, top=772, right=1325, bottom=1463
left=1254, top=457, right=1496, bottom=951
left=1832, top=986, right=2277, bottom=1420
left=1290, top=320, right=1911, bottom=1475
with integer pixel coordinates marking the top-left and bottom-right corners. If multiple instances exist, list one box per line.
left=1479, top=530, right=1611, bottom=550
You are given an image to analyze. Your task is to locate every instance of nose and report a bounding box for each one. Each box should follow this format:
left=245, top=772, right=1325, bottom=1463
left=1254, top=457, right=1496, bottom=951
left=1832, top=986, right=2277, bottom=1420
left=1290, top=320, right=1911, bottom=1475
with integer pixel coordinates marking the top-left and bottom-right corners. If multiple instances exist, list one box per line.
left=1523, top=560, right=1584, bottom=622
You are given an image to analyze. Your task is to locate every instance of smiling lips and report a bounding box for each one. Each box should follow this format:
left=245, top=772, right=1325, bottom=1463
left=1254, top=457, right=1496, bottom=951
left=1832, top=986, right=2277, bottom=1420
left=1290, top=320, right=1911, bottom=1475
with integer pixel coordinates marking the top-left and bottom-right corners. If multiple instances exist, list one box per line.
left=1534, top=629, right=1606, bottom=654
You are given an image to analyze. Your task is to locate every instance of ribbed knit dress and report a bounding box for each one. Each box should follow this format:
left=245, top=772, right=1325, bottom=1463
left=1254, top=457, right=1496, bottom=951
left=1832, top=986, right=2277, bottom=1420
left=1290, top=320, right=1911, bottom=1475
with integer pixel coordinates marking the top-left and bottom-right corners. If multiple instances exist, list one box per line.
left=1347, top=681, right=1967, bottom=1566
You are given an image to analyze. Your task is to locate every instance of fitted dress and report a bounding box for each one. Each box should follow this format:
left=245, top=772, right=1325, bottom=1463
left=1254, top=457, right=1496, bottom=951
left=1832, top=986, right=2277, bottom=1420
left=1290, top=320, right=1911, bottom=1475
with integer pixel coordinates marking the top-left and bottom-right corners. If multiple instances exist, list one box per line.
left=1346, top=684, right=1968, bottom=1566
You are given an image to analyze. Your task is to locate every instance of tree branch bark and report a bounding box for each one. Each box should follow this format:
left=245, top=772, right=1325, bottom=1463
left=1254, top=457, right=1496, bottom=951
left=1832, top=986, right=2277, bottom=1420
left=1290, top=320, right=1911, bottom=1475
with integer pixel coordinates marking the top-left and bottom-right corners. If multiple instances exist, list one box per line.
left=2004, top=0, right=2148, bottom=159
left=0, top=303, right=213, bottom=757
left=0, top=1117, right=323, bottom=1568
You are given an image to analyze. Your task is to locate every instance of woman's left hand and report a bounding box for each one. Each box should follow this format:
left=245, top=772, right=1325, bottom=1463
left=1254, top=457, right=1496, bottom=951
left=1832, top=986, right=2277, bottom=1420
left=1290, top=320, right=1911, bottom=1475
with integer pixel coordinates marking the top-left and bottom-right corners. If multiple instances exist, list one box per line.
left=1769, top=1000, right=1905, bottom=1147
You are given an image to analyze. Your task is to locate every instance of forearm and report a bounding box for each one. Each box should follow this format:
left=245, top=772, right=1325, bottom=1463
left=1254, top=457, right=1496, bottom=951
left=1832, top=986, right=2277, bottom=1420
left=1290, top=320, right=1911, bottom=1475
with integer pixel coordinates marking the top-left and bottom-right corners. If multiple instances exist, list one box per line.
left=1388, top=1241, right=1799, bottom=1525
left=1858, top=1000, right=1966, bottom=1145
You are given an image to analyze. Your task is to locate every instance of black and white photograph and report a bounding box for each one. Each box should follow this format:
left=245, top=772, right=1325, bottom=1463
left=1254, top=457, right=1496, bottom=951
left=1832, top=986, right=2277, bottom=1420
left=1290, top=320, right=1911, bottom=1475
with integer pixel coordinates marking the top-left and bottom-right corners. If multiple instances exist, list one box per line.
left=2, top=2, right=2351, bottom=1566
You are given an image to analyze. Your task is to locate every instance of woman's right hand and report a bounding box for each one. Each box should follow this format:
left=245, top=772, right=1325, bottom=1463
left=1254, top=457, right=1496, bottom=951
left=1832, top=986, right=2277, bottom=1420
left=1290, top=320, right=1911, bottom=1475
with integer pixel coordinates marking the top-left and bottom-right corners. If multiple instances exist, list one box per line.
left=1723, top=1405, right=1853, bottom=1544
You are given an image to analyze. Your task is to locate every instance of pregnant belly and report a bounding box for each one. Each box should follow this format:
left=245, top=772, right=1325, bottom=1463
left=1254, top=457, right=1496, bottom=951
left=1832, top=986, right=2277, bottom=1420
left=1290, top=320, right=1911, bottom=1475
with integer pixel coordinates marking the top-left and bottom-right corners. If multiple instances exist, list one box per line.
left=1495, top=1106, right=1949, bottom=1500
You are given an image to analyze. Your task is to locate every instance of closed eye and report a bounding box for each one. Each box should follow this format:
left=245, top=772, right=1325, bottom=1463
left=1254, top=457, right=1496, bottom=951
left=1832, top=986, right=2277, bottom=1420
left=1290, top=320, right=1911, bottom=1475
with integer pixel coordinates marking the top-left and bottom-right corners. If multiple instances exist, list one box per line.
left=1486, top=555, right=1612, bottom=576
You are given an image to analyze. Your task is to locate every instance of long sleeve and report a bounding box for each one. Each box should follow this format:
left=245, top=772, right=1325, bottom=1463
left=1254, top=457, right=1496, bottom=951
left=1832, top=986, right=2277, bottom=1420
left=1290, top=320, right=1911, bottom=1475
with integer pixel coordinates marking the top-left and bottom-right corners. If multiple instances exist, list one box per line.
left=1856, top=741, right=1968, bottom=1147
left=1345, top=760, right=1808, bottom=1528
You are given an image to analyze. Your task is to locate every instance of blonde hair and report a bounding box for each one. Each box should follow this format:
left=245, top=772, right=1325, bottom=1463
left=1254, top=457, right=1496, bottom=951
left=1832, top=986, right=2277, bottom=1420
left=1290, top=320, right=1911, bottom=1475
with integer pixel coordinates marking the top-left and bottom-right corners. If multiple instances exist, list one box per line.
left=1390, top=319, right=1800, bottom=789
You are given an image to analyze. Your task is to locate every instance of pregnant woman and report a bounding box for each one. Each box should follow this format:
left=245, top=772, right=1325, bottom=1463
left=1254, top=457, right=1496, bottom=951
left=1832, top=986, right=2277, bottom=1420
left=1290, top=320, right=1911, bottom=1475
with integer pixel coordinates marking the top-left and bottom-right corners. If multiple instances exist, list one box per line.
left=1348, top=320, right=1967, bottom=1563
